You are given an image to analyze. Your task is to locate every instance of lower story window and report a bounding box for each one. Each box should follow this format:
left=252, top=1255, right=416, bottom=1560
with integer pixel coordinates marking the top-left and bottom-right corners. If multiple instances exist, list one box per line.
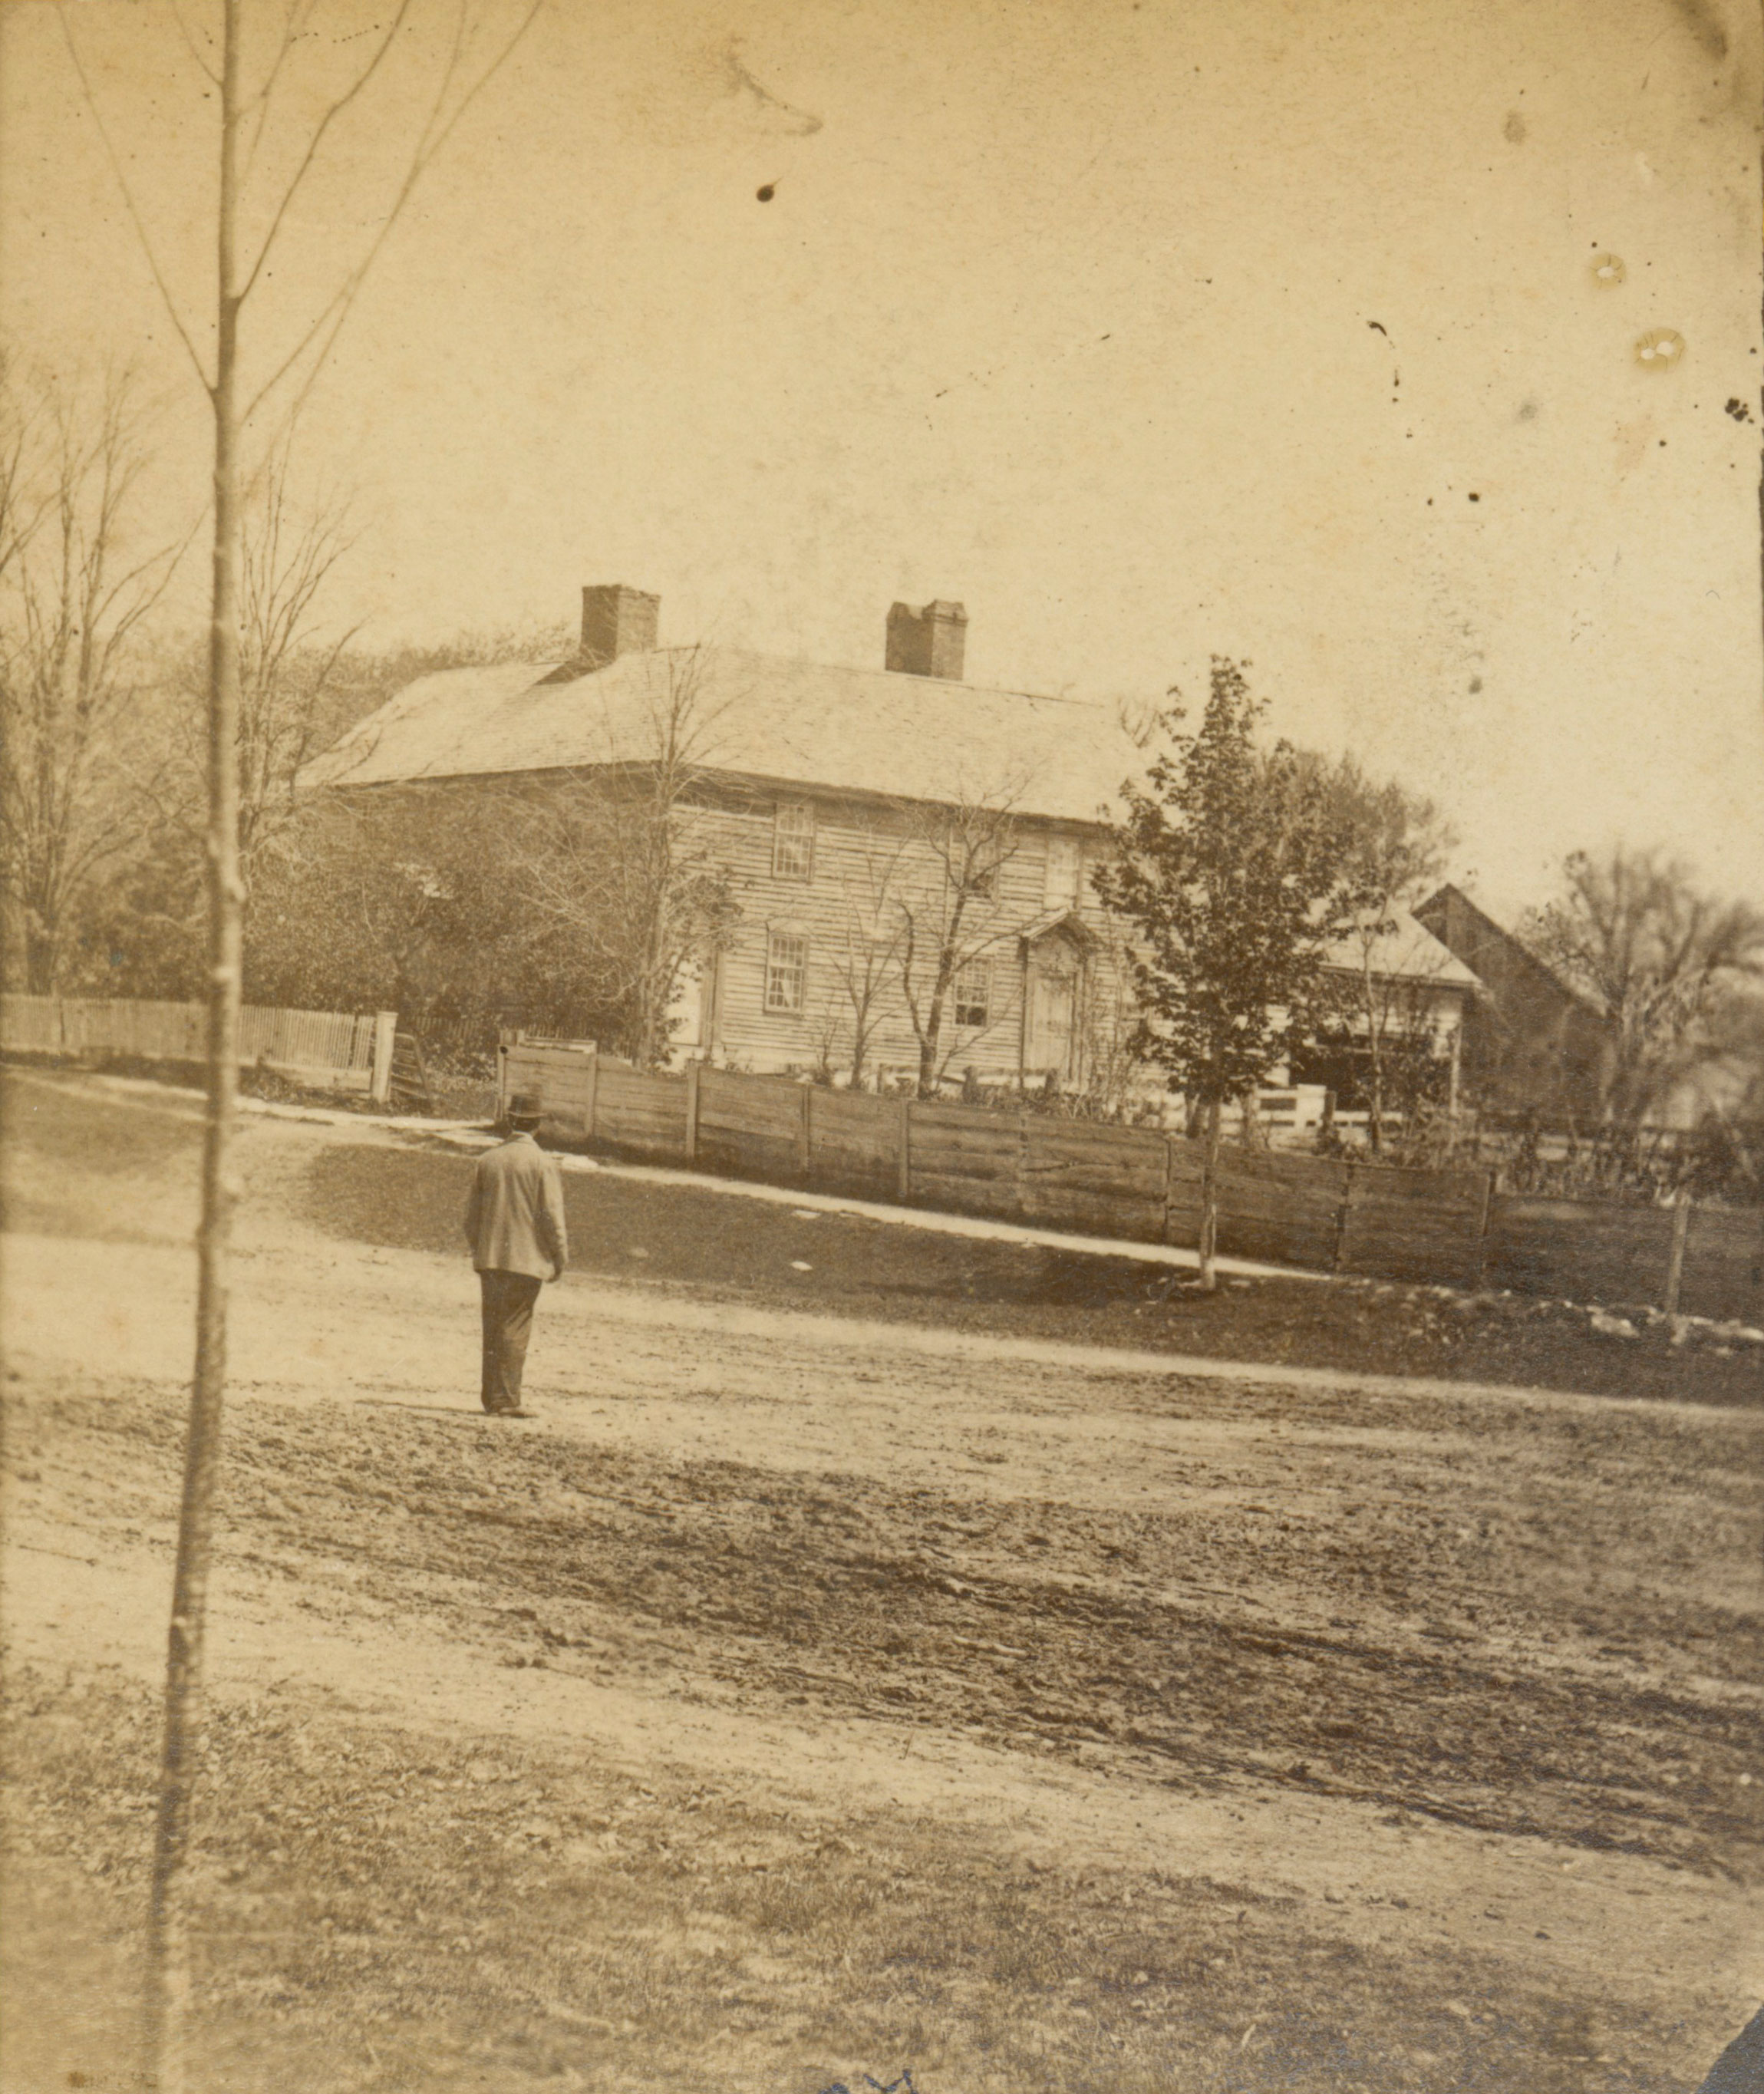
left=954, top=958, right=991, bottom=1028
left=765, top=930, right=808, bottom=1014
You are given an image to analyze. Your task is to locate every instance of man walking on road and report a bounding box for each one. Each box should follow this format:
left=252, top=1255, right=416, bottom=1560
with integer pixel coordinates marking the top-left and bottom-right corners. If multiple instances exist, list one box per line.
left=464, top=1092, right=569, bottom=1417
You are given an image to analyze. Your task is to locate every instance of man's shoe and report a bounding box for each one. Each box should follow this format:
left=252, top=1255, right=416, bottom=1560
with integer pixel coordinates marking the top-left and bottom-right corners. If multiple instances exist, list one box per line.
left=483, top=1405, right=536, bottom=1419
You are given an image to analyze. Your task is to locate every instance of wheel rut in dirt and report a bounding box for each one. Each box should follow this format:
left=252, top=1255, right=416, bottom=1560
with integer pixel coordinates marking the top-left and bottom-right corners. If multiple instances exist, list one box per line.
left=21, top=1376, right=1760, bottom=1882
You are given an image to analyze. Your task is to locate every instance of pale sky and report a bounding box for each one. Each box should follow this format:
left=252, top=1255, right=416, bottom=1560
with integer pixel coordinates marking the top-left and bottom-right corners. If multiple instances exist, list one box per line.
left=3, top=0, right=1760, bottom=921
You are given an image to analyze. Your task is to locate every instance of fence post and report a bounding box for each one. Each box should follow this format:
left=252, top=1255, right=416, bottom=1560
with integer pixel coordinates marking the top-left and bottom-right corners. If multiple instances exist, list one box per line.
left=369, top=1011, right=397, bottom=1106
left=1330, top=1164, right=1355, bottom=1274
left=897, top=1094, right=913, bottom=1202
left=685, top=1060, right=701, bottom=1165
left=585, top=1048, right=599, bottom=1143
left=1470, top=1168, right=1495, bottom=1291
left=1162, top=1136, right=1175, bottom=1246
left=1663, top=1192, right=1692, bottom=1317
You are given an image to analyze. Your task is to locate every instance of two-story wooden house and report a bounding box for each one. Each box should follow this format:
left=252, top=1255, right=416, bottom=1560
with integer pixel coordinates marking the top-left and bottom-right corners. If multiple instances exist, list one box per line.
left=305, top=585, right=1142, bottom=1087
left=305, top=583, right=1475, bottom=1100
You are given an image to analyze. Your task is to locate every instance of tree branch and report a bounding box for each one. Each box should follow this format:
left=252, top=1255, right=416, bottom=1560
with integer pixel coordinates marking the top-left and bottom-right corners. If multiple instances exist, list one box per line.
left=56, top=10, right=213, bottom=391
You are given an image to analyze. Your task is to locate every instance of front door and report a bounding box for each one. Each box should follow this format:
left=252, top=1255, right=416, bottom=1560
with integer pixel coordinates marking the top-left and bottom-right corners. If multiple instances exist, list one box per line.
left=1024, top=945, right=1078, bottom=1085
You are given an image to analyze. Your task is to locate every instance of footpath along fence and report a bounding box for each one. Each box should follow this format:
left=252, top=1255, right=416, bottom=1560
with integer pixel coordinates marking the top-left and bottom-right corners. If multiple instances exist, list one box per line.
left=2, top=993, right=397, bottom=1101
left=502, top=1041, right=1764, bottom=1324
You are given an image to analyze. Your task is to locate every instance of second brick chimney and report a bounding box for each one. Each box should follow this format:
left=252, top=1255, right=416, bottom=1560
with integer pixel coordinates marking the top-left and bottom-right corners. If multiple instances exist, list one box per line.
left=580, top=583, right=659, bottom=668
left=885, top=599, right=967, bottom=681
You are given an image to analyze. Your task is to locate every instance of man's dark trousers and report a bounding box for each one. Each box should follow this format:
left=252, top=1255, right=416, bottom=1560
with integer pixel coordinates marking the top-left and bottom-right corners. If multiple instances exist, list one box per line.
left=480, top=1269, right=543, bottom=1413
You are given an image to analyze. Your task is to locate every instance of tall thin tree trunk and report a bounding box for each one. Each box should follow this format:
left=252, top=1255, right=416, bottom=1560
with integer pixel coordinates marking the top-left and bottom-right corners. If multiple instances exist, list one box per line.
left=1363, top=951, right=1384, bottom=1156
left=145, top=5, right=242, bottom=2084
left=1197, top=1090, right=1223, bottom=1291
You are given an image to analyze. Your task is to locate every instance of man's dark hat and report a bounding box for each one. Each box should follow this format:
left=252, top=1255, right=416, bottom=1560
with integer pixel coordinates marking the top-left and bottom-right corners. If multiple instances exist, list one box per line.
left=507, top=1092, right=542, bottom=1123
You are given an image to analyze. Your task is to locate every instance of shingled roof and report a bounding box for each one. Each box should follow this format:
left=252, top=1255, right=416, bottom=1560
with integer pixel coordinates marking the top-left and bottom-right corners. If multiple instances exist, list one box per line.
left=1325, top=912, right=1482, bottom=990
left=300, top=644, right=1142, bottom=826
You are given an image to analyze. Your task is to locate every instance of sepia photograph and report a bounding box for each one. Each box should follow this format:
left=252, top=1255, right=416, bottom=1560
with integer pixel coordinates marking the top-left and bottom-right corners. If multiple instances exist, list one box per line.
left=2, top=1, right=1762, bottom=2089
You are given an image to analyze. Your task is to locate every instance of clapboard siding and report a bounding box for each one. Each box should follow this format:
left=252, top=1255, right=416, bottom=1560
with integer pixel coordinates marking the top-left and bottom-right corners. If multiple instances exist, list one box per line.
left=671, top=790, right=1123, bottom=1082
left=500, top=1040, right=1762, bottom=1317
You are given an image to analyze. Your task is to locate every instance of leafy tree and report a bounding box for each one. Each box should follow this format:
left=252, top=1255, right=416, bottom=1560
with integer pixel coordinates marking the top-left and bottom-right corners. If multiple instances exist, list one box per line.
left=244, top=787, right=539, bottom=1032
left=1094, top=657, right=1356, bottom=1287
left=1523, top=846, right=1764, bottom=1140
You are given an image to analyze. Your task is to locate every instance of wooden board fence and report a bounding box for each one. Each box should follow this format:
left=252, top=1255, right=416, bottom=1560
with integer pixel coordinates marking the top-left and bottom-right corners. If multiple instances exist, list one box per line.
left=1677, top=1205, right=1764, bottom=1323
left=1341, top=1164, right=1490, bottom=1289
left=1482, top=1196, right=1678, bottom=1309
left=805, top=1084, right=902, bottom=1200
left=595, top=1062, right=689, bottom=1159
left=2, top=993, right=394, bottom=1099
left=697, top=1064, right=804, bottom=1180
left=1021, top=1116, right=1168, bottom=1244
left=1212, top=1149, right=1349, bottom=1272
left=500, top=1040, right=1764, bottom=1322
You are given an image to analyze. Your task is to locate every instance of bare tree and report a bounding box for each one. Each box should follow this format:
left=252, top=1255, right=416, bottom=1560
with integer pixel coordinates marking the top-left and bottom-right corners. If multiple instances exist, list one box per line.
left=236, top=437, right=362, bottom=869
left=1065, top=921, right=1143, bottom=1120
left=0, top=363, right=181, bottom=991
left=803, top=823, right=911, bottom=1088
left=59, top=4, right=541, bottom=2082
left=1301, top=756, right=1456, bottom=1153
left=892, top=790, right=1025, bottom=1096
left=148, top=433, right=361, bottom=897
left=505, top=648, right=743, bottom=1066
left=1524, top=846, right=1764, bottom=1140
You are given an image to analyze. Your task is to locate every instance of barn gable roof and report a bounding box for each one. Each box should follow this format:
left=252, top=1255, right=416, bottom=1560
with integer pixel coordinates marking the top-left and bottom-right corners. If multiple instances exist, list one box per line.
left=1415, top=882, right=1607, bottom=1017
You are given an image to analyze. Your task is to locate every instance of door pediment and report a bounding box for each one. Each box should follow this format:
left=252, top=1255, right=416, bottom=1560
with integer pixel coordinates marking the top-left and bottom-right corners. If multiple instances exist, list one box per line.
left=1018, top=906, right=1096, bottom=953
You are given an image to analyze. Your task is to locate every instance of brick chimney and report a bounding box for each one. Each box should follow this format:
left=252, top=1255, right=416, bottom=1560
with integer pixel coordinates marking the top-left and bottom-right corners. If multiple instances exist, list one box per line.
left=885, top=599, right=967, bottom=680
left=579, top=584, right=659, bottom=668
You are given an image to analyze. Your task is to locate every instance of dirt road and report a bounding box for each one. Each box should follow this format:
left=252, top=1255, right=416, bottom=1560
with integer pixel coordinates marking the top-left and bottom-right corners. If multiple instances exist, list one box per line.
left=4, top=1072, right=1761, bottom=2092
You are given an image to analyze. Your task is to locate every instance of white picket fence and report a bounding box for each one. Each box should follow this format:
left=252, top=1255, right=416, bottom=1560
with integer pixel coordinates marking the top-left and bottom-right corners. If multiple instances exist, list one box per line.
left=1, top=994, right=397, bottom=1100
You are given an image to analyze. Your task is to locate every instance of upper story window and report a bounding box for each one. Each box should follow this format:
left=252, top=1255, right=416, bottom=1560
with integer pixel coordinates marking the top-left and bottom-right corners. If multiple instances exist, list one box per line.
left=765, top=930, right=808, bottom=1014
left=1044, top=834, right=1082, bottom=909
left=953, top=959, right=991, bottom=1029
left=773, top=801, right=816, bottom=880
